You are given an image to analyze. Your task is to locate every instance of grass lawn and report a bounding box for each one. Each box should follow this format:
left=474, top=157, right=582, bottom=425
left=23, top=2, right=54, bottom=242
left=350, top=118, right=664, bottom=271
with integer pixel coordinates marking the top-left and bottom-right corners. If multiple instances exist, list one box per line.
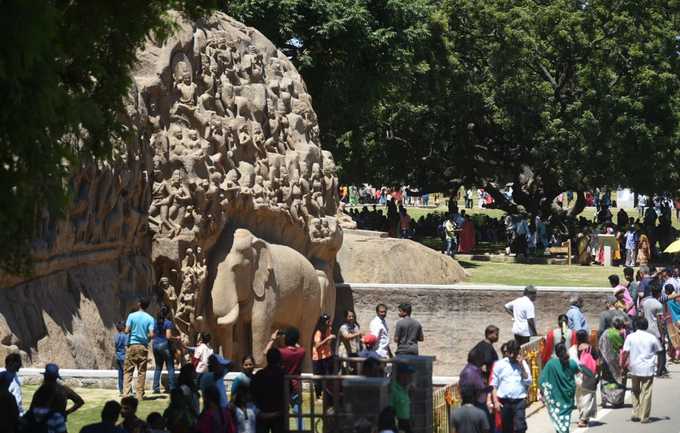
left=23, top=385, right=170, bottom=432
left=461, top=259, right=620, bottom=287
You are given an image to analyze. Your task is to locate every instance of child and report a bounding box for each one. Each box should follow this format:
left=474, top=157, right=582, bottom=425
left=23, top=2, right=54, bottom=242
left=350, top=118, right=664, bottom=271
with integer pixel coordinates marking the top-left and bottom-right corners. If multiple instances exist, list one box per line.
left=192, top=333, right=213, bottom=379
left=231, top=385, right=258, bottom=433
left=114, top=321, right=128, bottom=396
left=451, top=385, right=490, bottom=433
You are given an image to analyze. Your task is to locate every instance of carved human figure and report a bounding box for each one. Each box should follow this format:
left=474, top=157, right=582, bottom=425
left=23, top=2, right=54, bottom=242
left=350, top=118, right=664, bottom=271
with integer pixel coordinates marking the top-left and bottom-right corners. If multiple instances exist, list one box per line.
left=175, top=61, right=197, bottom=106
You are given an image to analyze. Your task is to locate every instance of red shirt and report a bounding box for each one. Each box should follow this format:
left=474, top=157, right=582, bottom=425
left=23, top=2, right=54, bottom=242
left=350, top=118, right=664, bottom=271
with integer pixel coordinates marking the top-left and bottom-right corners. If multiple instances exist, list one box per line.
left=280, top=346, right=306, bottom=393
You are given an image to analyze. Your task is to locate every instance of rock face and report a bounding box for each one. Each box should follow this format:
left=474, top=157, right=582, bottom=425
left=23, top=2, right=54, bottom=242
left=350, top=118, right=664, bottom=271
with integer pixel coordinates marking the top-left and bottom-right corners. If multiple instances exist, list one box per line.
left=0, top=12, right=341, bottom=367
left=335, top=230, right=467, bottom=284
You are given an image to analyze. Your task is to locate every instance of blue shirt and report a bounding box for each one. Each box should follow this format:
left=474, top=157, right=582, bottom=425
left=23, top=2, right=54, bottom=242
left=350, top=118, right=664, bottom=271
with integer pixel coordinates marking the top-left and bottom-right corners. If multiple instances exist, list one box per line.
left=200, top=371, right=228, bottom=409
left=490, top=358, right=532, bottom=399
left=566, top=305, right=588, bottom=332
left=153, top=319, right=174, bottom=344
left=114, top=332, right=128, bottom=361
left=125, top=310, right=154, bottom=346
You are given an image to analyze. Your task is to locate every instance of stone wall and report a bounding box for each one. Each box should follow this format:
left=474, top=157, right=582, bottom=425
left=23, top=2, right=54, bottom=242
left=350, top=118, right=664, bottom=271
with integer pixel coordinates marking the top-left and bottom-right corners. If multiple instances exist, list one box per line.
left=346, top=284, right=609, bottom=376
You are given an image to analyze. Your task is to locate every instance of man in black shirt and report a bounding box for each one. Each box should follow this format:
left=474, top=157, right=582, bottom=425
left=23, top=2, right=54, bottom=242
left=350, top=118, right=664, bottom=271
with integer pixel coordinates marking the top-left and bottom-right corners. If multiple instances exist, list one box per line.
left=470, top=325, right=499, bottom=381
left=252, top=348, right=286, bottom=433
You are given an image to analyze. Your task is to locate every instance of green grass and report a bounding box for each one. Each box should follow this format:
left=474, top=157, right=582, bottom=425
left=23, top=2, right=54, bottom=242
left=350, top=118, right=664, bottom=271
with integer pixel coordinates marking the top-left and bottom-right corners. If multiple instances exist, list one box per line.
left=23, top=385, right=170, bottom=432
left=461, top=259, right=619, bottom=287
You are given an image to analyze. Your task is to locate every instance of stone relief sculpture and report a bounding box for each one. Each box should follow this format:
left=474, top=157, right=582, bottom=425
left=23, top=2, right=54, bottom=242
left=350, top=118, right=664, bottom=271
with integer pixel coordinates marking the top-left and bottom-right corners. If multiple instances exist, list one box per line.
left=211, top=229, right=325, bottom=365
left=0, top=11, right=342, bottom=369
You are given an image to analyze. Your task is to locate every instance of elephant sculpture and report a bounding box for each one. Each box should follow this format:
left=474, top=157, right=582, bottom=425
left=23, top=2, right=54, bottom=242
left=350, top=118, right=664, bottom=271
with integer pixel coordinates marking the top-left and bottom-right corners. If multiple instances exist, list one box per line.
left=211, top=228, right=331, bottom=367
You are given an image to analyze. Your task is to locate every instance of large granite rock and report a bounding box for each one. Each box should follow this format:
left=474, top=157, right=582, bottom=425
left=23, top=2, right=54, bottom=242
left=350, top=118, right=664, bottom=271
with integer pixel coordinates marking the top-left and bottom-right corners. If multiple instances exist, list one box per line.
left=0, top=11, right=341, bottom=367
left=335, top=230, right=467, bottom=284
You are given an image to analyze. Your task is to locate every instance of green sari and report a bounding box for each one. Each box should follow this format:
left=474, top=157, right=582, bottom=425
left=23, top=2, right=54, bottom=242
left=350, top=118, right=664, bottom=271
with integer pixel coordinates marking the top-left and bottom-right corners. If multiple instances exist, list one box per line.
left=539, top=358, right=580, bottom=433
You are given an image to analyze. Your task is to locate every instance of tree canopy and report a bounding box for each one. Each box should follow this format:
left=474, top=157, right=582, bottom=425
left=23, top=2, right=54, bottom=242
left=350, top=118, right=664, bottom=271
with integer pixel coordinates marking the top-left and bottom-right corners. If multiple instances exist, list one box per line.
left=0, top=0, right=215, bottom=274
left=228, top=0, right=680, bottom=215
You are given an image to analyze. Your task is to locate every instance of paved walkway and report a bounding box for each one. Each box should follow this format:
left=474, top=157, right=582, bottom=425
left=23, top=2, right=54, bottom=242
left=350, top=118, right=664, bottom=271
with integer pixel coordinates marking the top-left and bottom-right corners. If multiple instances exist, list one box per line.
left=528, top=362, right=680, bottom=433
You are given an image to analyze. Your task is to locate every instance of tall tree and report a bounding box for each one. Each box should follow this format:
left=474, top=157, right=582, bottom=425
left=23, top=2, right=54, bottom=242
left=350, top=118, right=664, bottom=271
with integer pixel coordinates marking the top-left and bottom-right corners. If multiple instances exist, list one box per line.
left=0, top=0, right=215, bottom=274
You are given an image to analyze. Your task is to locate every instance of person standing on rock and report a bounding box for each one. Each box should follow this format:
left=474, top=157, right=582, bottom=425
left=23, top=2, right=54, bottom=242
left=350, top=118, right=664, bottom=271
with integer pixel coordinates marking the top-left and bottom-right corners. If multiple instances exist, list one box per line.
left=394, top=303, right=424, bottom=355
left=504, top=286, right=538, bottom=345
left=123, top=297, right=155, bottom=400
left=370, top=304, right=392, bottom=358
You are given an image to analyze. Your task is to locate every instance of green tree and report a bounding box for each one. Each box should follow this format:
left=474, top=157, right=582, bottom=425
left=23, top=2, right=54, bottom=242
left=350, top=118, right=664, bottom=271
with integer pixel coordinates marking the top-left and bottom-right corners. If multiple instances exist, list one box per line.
left=0, top=0, right=215, bottom=274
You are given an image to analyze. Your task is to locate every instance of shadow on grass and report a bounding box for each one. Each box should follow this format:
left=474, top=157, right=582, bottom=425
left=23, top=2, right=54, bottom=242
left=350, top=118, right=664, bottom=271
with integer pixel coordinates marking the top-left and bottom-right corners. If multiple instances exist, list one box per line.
left=457, top=260, right=481, bottom=269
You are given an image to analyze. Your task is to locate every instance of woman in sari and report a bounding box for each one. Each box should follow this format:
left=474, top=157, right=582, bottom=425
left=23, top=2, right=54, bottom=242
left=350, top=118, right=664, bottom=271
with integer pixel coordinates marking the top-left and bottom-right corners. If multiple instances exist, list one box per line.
left=598, top=316, right=627, bottom=407
left=541, top=315, right=577, bottom=366
left=637, top=234, right=651, bottom=266
left=539, top=342, right=585, bottom=433
left=458, top=215, right=476, bottom=253
left=569, top=330, right=599, bottom=428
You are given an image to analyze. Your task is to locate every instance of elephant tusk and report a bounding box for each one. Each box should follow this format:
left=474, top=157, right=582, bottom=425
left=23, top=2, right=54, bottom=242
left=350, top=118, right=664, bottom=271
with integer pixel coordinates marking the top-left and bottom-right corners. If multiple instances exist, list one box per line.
left=217, top=303, right=240, bottom=326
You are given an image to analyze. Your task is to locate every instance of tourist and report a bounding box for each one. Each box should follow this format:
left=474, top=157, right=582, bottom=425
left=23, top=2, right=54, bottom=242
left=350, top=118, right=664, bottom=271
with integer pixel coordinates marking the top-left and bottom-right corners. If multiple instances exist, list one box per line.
left=251, top=349, right=285, bottom=433
left=637, top=234, right=651, bottom=266
left=230, top=355, right=255, bottom=400
left=622, top=317, right=662, bottom=423
left=312, top=314, right=336, bottom=396
left=565, top=295, right=588, bottom=332
left=114, top=321, right=129, bottom=396
left=390, top=363, right=415, bottom=433
left=539, top=342, right=584, bottom=433
left=444, top=216, right=458, bottom=256
left=0, top=352, right=23, bottom=416
left=0, top=372, right=19, bottom=433
left=80, top=400, right=125, bottom=433
left=458, top=349, right=493, bottom=430
left=458, top=215, right=476, bottom=253
left=597, top=295, right=628, bottom=338
left=624, top=226, right=637, bottom=267
left=192, top=333, right=213, bottom=379
left=369, top=304, right=392, bottom=358
left=450, top=385, right=490, bottom=433
left=119, top=396, right=147, bottom=433
left=491, top=340, right=531, bottom=433
left=569, top=330, right=599, bottom=428
left=504, top=286, right=538, bottom=345
left=638, top=264, right=654, bottom=299
left=470, top=325, right=500, bottom=380
left=123, top=297, right=155, bottom=400
left=598, top=316, right=627, bottom=408
left=640, top=284, right=667, bottom=377
left=18, top=383, right=67, bottom=433
left=176, top=363, right=200, bottom=416
left=541, top=315, right=576, bottom=365
left=230, top=385, right=257, bottom=433
left=163, top=388, right=197, bottom=433
left=199, top=355, right=231, bottom=410
left=273, top=327, right=305, bottom=429
left=394, top=303, right=424, bottom=355
left=196, top=386, right=235, bottom=433
left=338, top=309, right=363, bottom=373
left=153, top=305, right=177, bottom=394
left=358, top=334, right=380, bottom=360
left=42, top=363, right=84, bottom=418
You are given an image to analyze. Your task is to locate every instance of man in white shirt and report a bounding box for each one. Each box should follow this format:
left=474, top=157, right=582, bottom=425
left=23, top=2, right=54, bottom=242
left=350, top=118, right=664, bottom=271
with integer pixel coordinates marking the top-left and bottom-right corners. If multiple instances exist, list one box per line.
left=0, top=353, right=23, bottom=415
left=622, top=317, right=662, bottom=424
left=369, top=303, right=392, bottom=358
left=504, top=286, right=538, bottom=345
left=491, top=340, right=532, bottom=433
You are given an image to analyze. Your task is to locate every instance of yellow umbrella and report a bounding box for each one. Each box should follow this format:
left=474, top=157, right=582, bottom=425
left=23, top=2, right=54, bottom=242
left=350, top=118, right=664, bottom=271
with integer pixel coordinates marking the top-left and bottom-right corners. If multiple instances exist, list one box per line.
left=665, top=239, right=680, bottom=253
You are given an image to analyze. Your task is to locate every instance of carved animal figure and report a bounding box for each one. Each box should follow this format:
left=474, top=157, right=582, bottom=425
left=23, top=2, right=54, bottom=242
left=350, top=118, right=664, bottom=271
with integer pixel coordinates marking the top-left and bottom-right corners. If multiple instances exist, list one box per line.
left=210, top=228, right=324, bottom=367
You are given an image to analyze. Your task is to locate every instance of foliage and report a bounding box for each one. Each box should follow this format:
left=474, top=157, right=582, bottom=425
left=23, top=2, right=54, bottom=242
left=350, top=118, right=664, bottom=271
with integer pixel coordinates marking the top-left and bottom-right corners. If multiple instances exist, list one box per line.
left=228, top=0, right=680, bottom=215
left=225, top=0, right=441, bottom=184
left=0, top=0, right=215, bottom=274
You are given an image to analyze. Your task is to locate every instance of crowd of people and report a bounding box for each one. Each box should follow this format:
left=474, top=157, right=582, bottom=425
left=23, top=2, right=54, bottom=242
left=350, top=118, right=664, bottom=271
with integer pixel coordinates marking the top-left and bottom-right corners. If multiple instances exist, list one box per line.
left=2, top=260, right=680, bottom=433
left=0, top=299, right=428, bottom=433
left=452, top=264, right=680, bottom=433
